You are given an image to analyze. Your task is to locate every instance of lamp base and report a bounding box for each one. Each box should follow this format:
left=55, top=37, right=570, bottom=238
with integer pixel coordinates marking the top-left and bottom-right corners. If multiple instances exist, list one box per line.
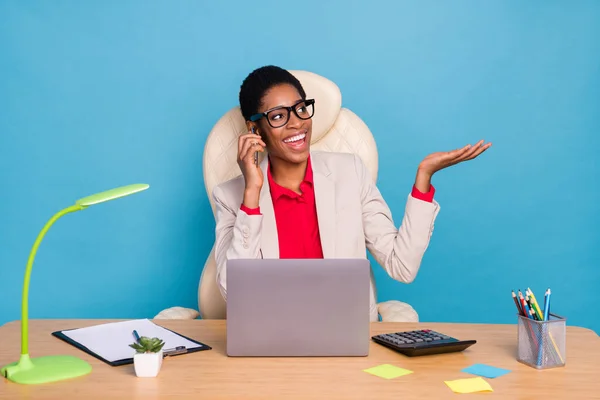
left=1, top=354, right=92, bottom=385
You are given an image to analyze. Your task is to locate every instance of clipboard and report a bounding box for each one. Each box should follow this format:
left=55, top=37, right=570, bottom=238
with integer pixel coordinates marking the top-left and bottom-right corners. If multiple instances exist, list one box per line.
left=52, top=320, right=212, bottom=367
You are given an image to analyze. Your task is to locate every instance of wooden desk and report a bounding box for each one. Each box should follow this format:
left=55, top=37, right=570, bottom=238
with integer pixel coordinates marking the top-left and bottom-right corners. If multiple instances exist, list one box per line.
left=1, top=320, right=598, bottom=399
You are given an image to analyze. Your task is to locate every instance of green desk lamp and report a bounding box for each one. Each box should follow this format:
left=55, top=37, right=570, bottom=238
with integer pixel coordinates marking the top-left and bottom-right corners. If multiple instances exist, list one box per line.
left=1, top=183, right=149, bottom=385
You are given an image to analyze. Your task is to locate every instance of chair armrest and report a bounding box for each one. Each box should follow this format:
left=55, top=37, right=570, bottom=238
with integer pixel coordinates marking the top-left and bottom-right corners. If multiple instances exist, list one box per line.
left=154, top=306, right=200, bottom=320
left=377, top=300, right=419, bottom=322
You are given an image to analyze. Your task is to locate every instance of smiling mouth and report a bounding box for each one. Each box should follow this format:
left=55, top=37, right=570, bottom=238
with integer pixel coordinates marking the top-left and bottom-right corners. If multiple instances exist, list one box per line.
left=283, top=132, right=306, bottom=144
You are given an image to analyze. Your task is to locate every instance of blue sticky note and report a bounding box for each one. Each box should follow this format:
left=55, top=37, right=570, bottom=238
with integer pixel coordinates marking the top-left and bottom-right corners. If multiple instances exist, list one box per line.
left=462, top=364, right=511, bottom=379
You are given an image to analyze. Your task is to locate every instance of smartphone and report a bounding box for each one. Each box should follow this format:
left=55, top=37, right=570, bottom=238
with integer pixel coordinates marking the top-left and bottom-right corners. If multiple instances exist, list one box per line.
left=251, top=126, right=259, bottom=166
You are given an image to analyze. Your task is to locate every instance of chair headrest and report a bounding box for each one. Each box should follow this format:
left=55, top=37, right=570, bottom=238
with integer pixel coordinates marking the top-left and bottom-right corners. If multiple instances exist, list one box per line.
left=289, top=70, right=342, bottom=143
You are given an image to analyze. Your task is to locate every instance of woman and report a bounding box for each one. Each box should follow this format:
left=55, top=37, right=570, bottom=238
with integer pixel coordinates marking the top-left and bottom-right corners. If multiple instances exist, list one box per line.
left=213, top=65, right=491, bottom=321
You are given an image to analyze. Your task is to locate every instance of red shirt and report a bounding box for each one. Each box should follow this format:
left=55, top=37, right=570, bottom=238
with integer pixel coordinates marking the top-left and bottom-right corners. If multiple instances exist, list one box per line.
left=240, top=157, right=434, bottom=258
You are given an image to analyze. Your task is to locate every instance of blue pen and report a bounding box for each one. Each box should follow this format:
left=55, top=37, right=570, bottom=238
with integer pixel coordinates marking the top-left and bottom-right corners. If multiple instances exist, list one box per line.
left=133, top=330, right=141, bottom=343
left=543, top=288, right=551, bottom=321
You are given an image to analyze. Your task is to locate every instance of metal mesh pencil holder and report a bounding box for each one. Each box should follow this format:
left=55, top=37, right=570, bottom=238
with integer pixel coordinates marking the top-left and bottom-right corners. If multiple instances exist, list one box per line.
left=517, top=313, right=566, bottom=369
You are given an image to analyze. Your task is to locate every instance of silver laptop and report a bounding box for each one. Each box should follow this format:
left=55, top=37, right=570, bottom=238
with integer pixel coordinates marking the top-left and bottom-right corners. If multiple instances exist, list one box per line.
left=226, top=258, right=371, bottom=357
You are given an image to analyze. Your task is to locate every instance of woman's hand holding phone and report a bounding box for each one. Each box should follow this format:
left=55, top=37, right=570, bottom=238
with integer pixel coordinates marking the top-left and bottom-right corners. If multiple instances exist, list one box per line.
left=237, top=127, right=266, bottom=208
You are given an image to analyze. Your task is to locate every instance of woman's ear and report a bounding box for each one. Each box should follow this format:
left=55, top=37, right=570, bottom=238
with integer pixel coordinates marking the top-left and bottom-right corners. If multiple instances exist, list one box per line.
left=254, top=126, right=265, bottom=141
left=245, top=121, right=259, bottom=136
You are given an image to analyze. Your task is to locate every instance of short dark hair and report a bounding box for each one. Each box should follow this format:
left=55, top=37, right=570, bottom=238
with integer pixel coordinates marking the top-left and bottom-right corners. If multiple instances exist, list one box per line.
left=239, top=65, right=306, bottom=121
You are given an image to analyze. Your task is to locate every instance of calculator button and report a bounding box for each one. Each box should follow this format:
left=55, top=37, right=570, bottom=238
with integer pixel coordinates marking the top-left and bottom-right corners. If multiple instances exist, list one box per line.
left=415, top=339, right=423, bottom=343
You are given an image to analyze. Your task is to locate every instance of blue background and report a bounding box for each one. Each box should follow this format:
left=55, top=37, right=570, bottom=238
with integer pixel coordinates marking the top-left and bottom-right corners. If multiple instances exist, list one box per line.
left=1, top=1, right=598, bottom=334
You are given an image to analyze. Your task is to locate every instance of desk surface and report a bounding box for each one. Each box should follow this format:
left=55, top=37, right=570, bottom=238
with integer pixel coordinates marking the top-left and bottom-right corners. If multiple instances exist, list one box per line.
left=1, top=320, right=599, bottom=399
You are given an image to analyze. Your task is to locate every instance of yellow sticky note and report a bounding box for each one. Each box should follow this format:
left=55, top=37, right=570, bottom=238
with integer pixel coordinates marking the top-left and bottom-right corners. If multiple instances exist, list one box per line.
left=363, top=364, right=413, bottom=379
left=444, top=377, right=493, bottom=393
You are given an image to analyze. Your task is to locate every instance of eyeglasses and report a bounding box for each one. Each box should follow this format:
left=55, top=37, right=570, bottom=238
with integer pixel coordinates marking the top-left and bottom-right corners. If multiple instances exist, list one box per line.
left=250, top=99, right=315, bottom=128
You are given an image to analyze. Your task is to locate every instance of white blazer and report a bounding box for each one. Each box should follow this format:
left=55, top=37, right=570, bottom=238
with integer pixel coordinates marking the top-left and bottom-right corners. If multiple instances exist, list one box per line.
left=212, top=151, right=441, bottom=321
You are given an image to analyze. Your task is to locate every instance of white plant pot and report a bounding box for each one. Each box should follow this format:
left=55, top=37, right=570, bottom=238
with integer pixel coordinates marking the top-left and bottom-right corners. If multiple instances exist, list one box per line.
left=133, top=350, right=163, bottom=377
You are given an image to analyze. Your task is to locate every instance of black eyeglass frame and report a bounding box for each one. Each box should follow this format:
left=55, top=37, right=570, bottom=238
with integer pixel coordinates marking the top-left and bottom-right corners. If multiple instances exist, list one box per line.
left=249, top=98, right=315, bottom=128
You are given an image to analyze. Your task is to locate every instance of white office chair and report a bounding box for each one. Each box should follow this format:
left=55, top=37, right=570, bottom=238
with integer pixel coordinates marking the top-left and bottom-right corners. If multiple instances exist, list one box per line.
left=154, top=70, right=418, bottom=323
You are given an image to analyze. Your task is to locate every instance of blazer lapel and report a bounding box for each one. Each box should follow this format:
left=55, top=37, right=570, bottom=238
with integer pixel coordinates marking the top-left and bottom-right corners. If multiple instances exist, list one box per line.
left=259, top=156, right=279, bottom=258
left=311, top=155, right=336, bottom=258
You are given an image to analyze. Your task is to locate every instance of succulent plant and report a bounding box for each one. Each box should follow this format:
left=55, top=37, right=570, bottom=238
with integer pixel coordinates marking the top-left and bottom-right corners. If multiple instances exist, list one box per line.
left=129, top=336, right=165, bottom=354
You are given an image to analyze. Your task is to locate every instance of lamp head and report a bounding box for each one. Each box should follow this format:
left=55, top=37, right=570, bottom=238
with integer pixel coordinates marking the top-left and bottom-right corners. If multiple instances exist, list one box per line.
left=75, top=184, right=149, bottom=208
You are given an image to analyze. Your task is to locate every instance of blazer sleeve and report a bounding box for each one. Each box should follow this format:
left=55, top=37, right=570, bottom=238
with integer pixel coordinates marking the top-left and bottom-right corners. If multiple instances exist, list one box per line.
left=353, top=154, right=440, bottom=283
left=213, top=184, right=263, bottom=300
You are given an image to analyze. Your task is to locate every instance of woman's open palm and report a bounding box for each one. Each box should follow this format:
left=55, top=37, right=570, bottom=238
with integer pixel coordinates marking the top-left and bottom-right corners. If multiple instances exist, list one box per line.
left=419, top=139, right=492, bottom=176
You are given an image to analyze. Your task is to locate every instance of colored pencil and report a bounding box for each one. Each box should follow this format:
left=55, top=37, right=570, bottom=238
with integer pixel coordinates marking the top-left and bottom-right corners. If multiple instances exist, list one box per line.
left=512, top=291, right=524, bottom=316
left=527, top=288, right=545, bottom=321
left=543, top=288, right=551, bottom=321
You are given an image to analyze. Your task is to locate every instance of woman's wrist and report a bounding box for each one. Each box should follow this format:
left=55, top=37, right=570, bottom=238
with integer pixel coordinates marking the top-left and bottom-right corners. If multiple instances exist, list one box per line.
left=414, top=169, right=433, bottom=193
left=242, top=188, right=260, bottom=209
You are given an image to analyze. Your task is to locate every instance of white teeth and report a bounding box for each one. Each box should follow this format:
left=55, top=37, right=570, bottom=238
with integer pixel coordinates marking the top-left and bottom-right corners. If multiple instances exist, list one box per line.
left=283, top=133, right=306, bottom=143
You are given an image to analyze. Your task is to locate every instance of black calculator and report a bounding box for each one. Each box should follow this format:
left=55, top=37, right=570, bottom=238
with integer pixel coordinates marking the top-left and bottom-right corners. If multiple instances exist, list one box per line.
left=371, top=329, right=476, bottom=357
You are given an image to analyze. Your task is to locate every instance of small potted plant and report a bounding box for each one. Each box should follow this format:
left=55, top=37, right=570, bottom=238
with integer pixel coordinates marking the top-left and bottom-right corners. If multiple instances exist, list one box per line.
left=129, top=336, right=165, bottom=377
